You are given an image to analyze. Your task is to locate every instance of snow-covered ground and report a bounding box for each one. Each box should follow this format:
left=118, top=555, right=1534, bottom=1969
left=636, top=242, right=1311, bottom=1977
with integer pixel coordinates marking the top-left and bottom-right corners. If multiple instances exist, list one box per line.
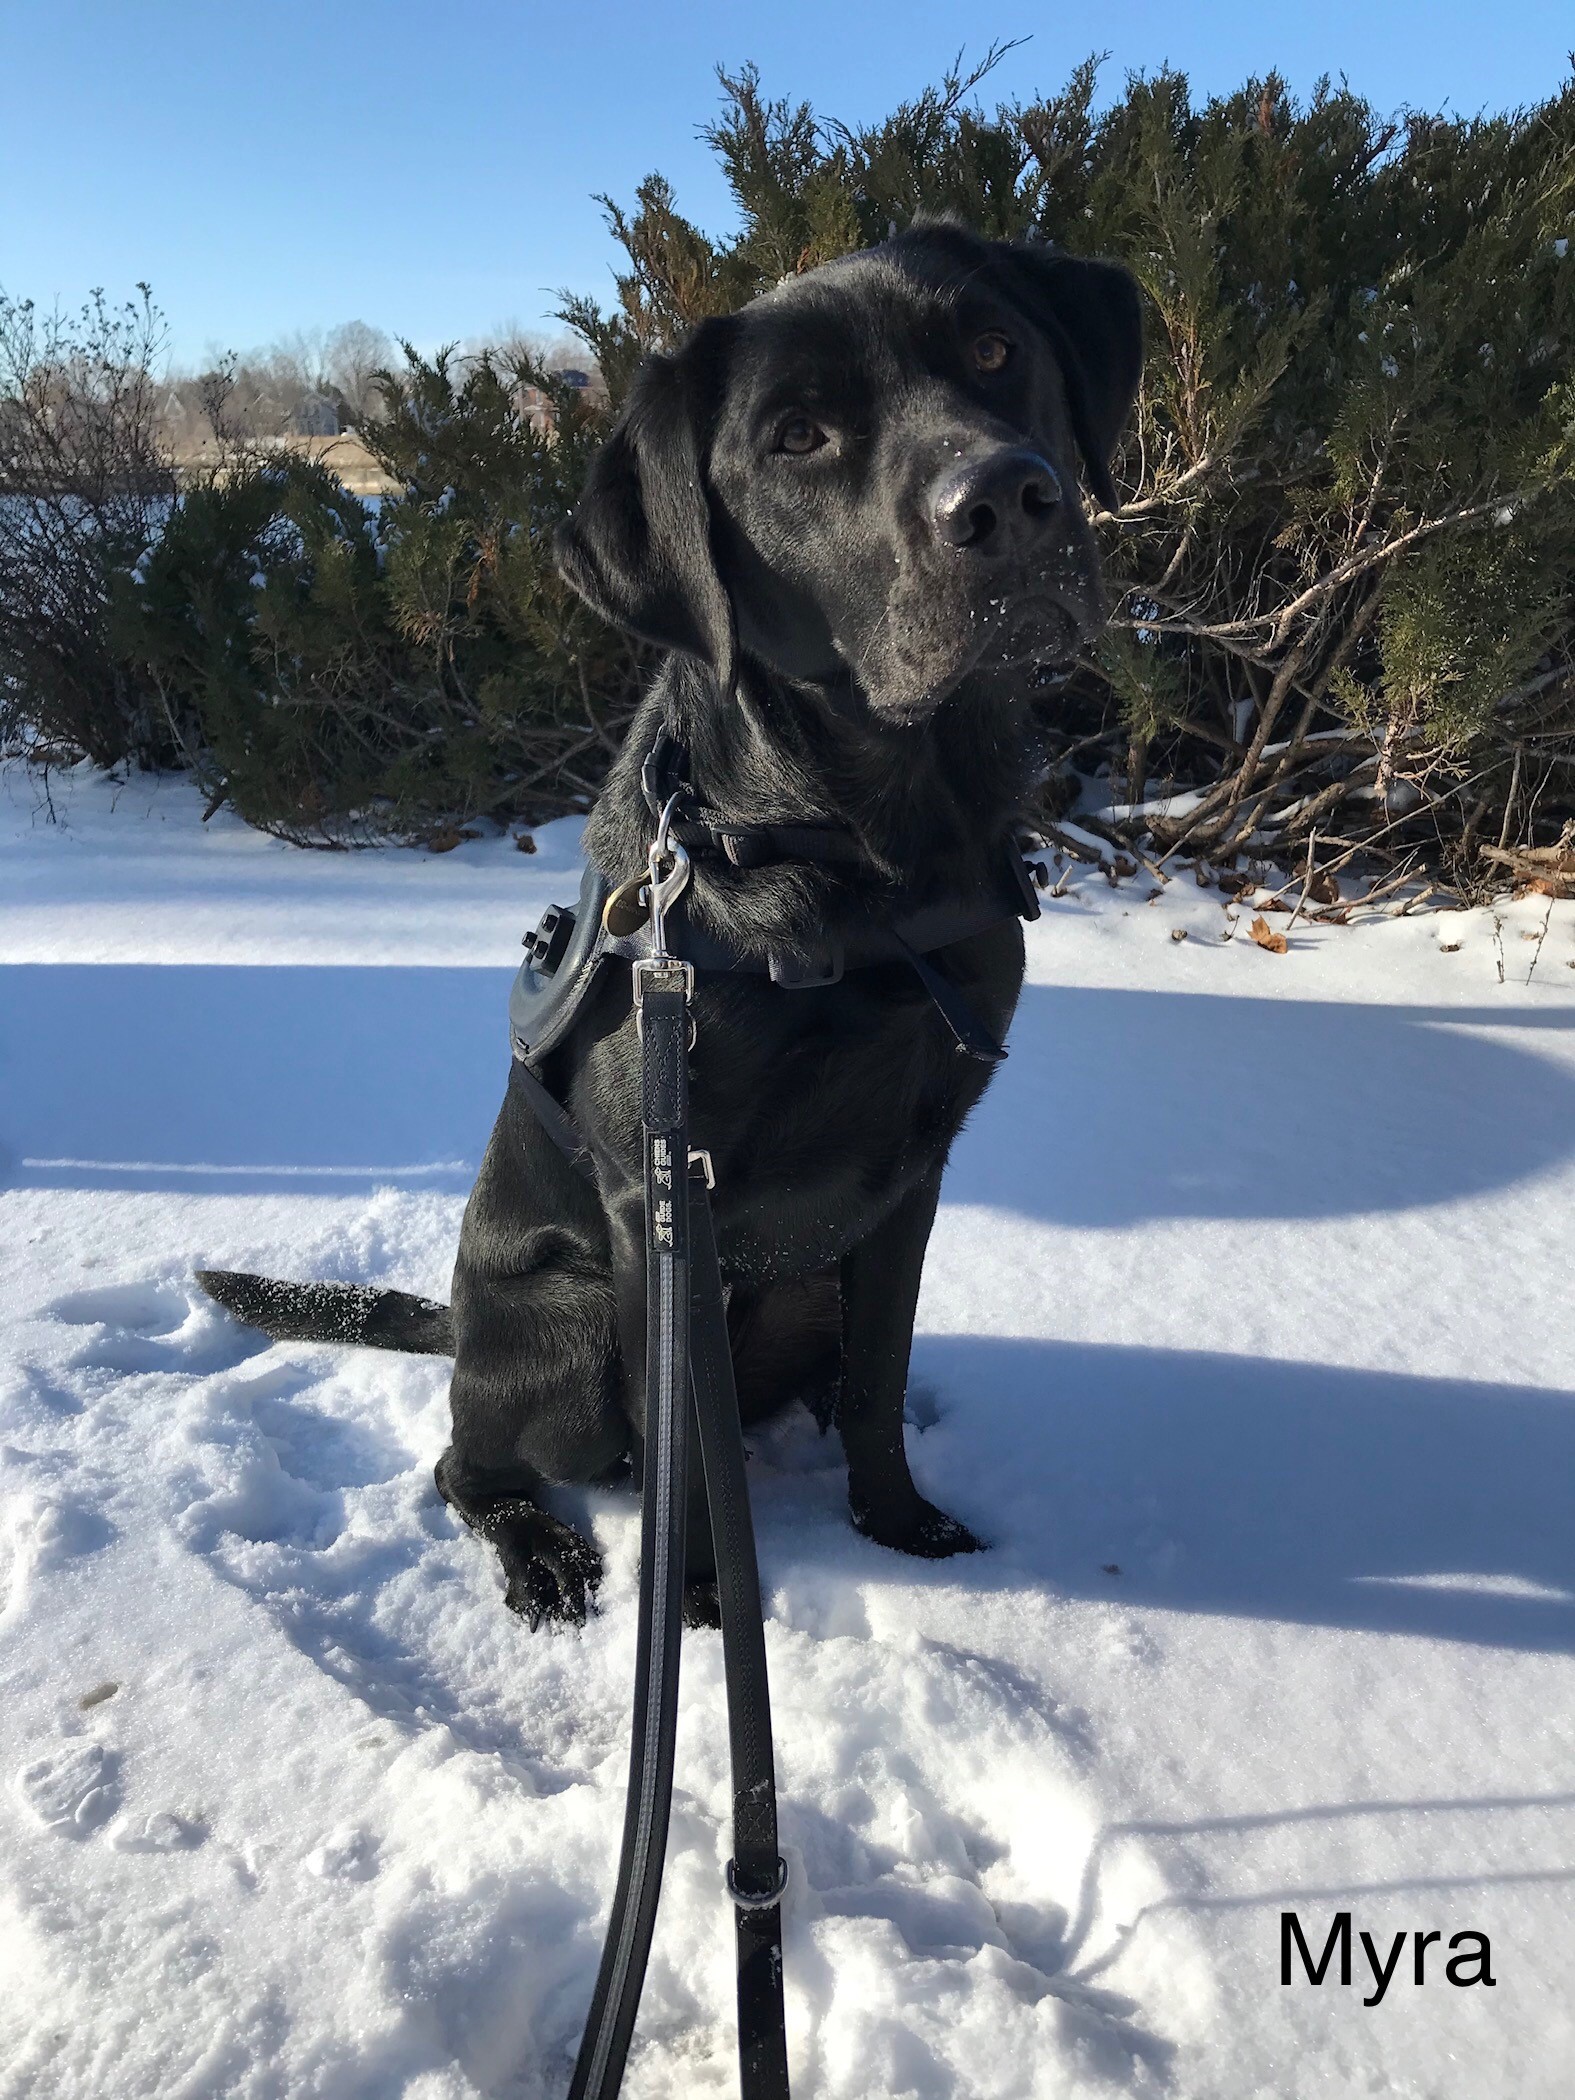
left=2, top=762, right=1573, bottom=2100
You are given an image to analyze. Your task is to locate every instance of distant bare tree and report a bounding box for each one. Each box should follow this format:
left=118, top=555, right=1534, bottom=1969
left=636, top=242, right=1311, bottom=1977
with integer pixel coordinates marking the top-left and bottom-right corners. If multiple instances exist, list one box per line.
left=0, top=284, right=175, bottom=766
left=460, top=322, right=594, bottom=378
left=323, top=320, right=395, bottom=423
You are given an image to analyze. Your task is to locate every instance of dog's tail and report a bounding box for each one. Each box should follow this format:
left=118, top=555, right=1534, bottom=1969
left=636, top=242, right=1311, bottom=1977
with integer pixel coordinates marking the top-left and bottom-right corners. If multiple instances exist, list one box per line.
left=195, top=1269, right=454, bottom=1356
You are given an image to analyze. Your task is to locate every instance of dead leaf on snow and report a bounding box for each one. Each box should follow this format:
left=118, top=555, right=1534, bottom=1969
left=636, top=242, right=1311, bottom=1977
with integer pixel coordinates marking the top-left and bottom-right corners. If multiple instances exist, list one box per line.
left=1249, top=914, right=1288, bottom=954
left=424, top=825, right=482, bottom=854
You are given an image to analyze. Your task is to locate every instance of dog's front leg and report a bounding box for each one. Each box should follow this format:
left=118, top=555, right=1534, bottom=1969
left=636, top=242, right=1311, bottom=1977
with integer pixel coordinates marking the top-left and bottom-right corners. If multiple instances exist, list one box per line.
left=607, top=1189, right=724, bottom=1628
left=838, top=1169, right=982, bottom=1558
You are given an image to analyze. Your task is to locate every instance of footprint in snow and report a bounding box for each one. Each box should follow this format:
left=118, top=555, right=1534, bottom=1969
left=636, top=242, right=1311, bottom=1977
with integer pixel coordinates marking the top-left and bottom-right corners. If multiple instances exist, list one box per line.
left=15, top=1739, right=119, bottom=1836
left=0, top=1490, right=113, bottom=1621
left=304, top=1826, right=379, bottom=1881
left=0, top=1362, right=83, bottom=1427
left=773, top=1630, right=1182, bottom=2075
left=47, top=1279, right=191, bottom=1333
left=44, top=1278, right=270, bottom=1376
left=179, top=1374, right=410, bottom=1554
left=252, top=1391, right=411, bottom=1492
left=903, top=1381, right=943, bottom=1432
left=112, top=1811, right=206, bottom=1854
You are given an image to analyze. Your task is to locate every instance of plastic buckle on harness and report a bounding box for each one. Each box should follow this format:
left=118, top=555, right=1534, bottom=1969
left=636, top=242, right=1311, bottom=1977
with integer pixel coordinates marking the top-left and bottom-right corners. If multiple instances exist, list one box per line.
left=523, top=901, right=577, bottom=973
left=640, top=726, right=687, bottom=819
left=1009, top=839, right=1044, bottom=923
left=687, top=1147, right=715, bottom=1190
left=768, top=942, right=843, bottom=989
left=726, top=1856, right=789, bottom=1910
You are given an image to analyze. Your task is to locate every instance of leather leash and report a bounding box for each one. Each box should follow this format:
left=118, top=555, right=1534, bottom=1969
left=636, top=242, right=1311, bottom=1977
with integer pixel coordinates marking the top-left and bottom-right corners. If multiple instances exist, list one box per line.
left=567, top=806, right=790, bottom=2100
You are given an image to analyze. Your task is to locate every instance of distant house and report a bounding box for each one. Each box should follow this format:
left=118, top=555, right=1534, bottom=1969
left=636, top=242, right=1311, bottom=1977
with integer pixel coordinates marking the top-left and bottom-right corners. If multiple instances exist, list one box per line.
left=293, top=393, right=343, bottom=438
left=514, top=367, right=601, bottom=436
left=515, top=384, right=554, bottom=435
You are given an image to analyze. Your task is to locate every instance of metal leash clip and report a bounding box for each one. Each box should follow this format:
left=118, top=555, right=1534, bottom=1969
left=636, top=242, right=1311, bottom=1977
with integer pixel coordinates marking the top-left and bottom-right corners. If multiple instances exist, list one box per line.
left=632, top=792, right=695, bottom=1035
left=645, top=792, right=691, bottom=961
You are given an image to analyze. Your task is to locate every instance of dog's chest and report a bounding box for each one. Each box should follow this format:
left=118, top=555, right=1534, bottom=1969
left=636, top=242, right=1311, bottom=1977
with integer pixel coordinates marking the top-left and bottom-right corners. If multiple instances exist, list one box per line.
left=575, top=921, right=1022, bottom=1281
left=690, top=959, right=1014, bottom=1280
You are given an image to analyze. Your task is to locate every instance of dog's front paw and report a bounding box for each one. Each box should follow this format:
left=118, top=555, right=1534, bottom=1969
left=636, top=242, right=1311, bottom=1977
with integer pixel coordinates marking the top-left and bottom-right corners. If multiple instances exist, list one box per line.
left=501, top=1515, right=604, bottom=1629
left=851, top=1494, right=984, bottom=1559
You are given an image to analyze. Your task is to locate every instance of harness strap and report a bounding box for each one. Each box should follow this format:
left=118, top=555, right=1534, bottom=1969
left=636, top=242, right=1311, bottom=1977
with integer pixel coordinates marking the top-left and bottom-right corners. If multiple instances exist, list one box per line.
left=603, top=869, right=1028, bottom=981
left=509, top=1058, right=596, bottom=1180
left=675, top=812, right=867, bottom=869
left=567, top=964, right=694, bottom=2100
left=891, top=935, right=1007, bottom=1063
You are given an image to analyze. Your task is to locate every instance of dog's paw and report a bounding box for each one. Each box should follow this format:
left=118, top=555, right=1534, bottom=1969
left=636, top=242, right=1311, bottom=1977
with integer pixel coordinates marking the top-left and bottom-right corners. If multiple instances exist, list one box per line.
left=501, top=1515, right=603, bottom=1630
left=852, top=1495, right=985, bottom=1560
left=682, top=1578, right=722, bottom=1631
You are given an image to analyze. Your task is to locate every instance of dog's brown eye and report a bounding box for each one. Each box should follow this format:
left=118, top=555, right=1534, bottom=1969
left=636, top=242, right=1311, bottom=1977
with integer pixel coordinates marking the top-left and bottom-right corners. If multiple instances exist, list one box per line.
left=776, top=415, right=827, bottom=455
left=972, top=332, right=1012, bottom=374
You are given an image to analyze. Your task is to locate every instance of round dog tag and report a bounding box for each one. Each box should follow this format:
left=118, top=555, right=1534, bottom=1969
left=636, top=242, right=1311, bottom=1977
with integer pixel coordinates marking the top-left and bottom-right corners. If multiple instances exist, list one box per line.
left=601, top=876, right=649, bottom=937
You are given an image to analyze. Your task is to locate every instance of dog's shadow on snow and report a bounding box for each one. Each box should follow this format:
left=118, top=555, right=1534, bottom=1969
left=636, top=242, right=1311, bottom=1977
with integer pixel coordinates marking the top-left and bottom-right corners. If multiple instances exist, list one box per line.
left=0, top=963, right=512, bottom=1194
left=892, top=1333, right=1575, bottom=1656
left=4, top=966, right=1574, bottom=1218
left=951, top=983, right=1575, bottom=1226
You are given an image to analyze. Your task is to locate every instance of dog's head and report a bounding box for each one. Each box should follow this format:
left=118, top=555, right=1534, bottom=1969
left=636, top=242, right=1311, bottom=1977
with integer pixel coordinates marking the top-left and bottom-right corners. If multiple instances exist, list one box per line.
left=557, top=224, right=1142, bottom=722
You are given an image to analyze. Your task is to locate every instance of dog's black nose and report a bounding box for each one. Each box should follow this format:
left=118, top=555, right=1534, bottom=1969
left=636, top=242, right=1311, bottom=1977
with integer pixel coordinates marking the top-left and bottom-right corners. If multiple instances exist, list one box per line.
left=929, top=447, right=1061, bottom=552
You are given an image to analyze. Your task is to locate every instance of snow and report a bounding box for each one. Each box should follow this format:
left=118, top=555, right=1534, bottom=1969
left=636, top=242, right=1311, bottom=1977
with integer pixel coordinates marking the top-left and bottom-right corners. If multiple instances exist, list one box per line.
left=1083, top=792, right=1205, bottom=828
left=2, top=762, right=1574, bottom=2099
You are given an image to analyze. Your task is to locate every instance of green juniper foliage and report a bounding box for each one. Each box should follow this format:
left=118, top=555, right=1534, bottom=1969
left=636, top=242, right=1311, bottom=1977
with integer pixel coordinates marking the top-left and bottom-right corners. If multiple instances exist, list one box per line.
left=4, top=56, right=1572, bottom=880
left=119, top=459, right=402, bottom=837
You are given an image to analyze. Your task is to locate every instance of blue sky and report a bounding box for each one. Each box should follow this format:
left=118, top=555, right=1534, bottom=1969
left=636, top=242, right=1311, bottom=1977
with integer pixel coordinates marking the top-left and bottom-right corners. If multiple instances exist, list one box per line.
left=3, top=1, right=1570, bottom=368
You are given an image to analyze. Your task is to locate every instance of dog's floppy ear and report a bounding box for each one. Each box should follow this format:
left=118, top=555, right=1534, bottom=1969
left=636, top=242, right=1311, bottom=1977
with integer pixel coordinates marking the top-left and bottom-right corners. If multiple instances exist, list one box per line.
left=993, top=246, right=1143, bottom=512
left=555, top=324, right=736, bottom=692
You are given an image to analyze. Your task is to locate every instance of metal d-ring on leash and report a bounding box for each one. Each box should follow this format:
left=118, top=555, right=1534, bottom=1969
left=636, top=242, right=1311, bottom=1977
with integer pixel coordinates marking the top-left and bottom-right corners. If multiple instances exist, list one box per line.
left=569, top=800, right=791, bottom=2100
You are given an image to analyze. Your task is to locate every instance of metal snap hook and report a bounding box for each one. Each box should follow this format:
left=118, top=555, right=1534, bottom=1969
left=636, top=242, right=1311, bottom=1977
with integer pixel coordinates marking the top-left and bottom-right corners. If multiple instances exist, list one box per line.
left=645, top=792, right=691, bottom=960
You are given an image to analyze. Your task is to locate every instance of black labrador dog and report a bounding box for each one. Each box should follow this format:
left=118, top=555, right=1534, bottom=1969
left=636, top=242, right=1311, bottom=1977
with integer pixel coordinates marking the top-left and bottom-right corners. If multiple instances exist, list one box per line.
left=199, top=223, right=1141, bottom=1628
